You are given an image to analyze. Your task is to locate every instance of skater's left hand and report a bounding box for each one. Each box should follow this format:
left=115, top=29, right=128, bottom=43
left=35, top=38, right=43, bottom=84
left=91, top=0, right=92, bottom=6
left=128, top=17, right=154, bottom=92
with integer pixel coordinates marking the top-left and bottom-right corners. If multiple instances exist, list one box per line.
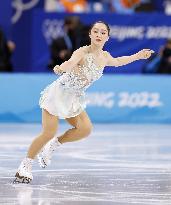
left=136, top=49, right=155, bottom=60
left=53, top=65, right=63, bottom=75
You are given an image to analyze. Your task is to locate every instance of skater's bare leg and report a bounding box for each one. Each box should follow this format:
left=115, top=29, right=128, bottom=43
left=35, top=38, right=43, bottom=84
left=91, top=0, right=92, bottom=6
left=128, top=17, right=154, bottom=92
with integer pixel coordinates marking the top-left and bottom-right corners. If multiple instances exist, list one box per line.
left=58, top=111, right=93, bottom=144
left=37, top=111, right=93, bottom=168
left=27, top=109, right=58, bottom=159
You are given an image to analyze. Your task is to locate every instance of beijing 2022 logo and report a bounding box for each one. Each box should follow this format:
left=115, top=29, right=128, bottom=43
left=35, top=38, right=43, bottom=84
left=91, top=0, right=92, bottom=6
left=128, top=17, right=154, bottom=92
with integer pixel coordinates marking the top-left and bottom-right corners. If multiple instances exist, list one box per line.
left=12, top=0, right=40, bottom=23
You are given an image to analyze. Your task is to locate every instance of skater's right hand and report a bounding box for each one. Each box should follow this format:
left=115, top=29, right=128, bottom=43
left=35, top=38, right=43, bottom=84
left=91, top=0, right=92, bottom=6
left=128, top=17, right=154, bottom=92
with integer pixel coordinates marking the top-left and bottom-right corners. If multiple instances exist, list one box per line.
left=136, top=49, right=155, bottom=60
left=53, top=65, right=63, bottom=75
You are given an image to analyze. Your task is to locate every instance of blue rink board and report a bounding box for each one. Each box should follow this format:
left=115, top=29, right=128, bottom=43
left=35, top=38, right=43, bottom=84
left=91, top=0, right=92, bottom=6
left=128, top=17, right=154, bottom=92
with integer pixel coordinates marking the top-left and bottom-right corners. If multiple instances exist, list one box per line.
left=0, top=73, right=171, bottom=123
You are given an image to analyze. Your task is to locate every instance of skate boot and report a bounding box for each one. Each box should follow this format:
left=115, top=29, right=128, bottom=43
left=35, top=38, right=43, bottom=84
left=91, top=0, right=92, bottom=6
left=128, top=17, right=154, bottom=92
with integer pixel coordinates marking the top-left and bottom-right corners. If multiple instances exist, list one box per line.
left=38, top=137, right=61, bottom=168
left=13, top=158, right=33, bottom=184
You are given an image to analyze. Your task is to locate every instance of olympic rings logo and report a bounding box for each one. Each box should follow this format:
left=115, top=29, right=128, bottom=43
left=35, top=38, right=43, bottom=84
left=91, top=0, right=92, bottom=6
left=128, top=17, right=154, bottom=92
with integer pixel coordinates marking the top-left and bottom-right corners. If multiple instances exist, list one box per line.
left=42, top=19, right=64, bottom=44
left=12, top=0, right=40, bottom=24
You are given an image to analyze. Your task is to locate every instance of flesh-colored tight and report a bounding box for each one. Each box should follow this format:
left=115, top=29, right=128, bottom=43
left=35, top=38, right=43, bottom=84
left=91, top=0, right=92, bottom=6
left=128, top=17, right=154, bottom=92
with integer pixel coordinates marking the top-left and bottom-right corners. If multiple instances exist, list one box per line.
left=27, top=109, right=93, bottom=159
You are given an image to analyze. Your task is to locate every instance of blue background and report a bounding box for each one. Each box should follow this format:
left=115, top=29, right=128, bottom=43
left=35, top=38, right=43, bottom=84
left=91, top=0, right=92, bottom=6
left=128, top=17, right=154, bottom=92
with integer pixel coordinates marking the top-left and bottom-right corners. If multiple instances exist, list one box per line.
left=1, top=73, right=171, bottom=123
left=12, top=11, right=171, bottom=73
left=0, top=0, right=169, bottom=73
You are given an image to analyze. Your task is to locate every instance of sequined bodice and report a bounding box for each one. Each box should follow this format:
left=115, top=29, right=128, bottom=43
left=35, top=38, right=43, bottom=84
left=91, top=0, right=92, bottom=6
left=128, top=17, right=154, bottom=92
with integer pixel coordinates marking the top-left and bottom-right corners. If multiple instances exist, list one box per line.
left=58, top=53, right=104, bottom=95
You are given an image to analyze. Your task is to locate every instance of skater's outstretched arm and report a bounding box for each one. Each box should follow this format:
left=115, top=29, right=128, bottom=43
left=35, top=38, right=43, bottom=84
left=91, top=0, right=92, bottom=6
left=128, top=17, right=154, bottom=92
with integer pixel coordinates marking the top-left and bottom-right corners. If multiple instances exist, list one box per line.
left=106, top=49, right=154, bottom=67
left=53, top=47, right=85, bottom=74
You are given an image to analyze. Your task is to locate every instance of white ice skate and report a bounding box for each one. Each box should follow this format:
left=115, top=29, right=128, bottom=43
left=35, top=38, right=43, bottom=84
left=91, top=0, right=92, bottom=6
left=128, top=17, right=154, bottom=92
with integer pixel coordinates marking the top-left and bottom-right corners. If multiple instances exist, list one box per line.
left=13, top=158, right=33, bottom=184
left=38, top=137, right=61, bottom=168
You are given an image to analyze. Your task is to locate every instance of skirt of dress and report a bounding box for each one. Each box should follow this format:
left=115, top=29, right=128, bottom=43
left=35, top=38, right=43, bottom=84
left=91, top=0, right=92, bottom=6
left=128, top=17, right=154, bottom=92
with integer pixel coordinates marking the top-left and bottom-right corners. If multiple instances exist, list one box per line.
left=39, top=80, right=87, bottom=119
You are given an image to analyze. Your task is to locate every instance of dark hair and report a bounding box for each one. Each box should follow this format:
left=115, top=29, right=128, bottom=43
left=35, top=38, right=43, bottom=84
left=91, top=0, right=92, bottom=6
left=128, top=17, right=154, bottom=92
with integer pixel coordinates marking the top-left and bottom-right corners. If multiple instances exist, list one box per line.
left=90, top=21, right=110, bottom=36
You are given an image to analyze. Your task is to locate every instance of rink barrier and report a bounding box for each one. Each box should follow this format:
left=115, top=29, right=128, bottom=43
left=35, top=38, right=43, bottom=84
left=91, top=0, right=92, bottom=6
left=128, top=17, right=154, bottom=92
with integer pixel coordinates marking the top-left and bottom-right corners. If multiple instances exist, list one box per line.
left=0, top=73, right=171, bottom=123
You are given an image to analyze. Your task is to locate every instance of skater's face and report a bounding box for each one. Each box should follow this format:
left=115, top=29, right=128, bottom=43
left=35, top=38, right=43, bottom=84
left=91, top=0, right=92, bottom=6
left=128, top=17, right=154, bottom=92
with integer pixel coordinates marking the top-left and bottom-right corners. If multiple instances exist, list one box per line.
left=89, top=23, right=109, bottom=46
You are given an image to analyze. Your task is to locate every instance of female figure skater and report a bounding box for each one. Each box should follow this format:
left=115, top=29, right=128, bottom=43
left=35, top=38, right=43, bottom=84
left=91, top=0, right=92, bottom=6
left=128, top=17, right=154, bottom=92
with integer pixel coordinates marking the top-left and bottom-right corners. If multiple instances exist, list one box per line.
left=14, top=21, right=154, bottom=183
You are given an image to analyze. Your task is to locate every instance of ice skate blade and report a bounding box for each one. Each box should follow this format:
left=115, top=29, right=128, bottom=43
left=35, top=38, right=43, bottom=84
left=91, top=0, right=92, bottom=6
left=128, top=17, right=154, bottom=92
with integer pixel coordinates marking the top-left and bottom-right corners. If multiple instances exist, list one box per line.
left=13, top=172, right=32, bottom=184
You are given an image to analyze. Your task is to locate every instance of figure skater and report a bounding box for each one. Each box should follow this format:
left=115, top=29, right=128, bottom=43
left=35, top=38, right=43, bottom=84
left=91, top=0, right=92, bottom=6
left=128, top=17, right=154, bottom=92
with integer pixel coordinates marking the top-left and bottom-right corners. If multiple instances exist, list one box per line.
left=13, top=21, right=154, bottom=183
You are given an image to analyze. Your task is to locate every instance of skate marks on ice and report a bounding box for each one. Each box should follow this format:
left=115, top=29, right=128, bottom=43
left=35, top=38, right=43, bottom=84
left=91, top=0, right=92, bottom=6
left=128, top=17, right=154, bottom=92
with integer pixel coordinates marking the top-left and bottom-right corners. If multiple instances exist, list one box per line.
left=0, top=124, right=171, bottom=204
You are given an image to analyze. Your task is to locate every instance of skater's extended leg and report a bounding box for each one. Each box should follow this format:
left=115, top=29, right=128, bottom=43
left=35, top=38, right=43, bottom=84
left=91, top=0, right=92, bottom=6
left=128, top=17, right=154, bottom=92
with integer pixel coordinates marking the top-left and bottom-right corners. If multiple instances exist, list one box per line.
left=14, top=109, right=58, bottom=183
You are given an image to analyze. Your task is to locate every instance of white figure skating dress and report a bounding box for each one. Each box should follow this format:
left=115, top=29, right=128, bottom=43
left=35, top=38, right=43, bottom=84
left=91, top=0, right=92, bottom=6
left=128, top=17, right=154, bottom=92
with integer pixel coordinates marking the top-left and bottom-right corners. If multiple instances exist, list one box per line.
left=39, top=52, right=104, bottom=119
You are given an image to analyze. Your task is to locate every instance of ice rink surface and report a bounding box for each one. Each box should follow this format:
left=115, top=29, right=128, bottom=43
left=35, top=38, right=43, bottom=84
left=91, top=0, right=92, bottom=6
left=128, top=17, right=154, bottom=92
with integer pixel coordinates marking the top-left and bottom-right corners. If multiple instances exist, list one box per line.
left=0, top=123, right=171, bottom=205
